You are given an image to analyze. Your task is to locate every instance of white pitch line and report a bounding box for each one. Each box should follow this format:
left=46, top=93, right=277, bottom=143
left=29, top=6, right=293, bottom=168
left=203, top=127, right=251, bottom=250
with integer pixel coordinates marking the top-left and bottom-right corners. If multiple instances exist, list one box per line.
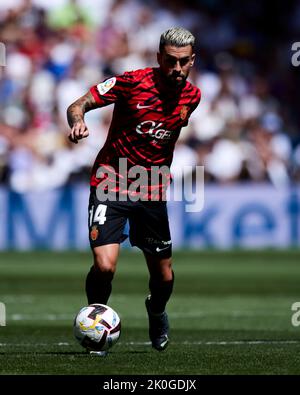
left=183, top=340, right=300, bottom=345
left=6, top=311, right=290, bottom=321
left=9, top=314, right=72, bottom=321
left=124, top=340, right=300, bottom=346
left=0, top=340, right=300, bottom=347
left=0, top=296, right=35, bottom=304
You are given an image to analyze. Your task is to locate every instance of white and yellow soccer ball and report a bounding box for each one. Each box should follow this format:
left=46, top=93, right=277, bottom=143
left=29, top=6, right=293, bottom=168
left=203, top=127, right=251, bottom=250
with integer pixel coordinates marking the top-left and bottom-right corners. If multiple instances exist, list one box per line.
left=73, top=304, right=121, bottom=352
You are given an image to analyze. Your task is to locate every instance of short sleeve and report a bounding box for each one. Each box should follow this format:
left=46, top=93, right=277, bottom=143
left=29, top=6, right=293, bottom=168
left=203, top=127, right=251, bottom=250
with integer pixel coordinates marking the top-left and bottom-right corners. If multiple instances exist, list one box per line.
left=90, top=72, right=135, bottom=107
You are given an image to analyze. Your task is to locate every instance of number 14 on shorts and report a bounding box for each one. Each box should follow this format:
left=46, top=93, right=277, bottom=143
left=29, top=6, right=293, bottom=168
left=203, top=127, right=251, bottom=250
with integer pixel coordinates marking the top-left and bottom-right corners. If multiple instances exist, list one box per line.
left=89, top=204, right=107, bottom=225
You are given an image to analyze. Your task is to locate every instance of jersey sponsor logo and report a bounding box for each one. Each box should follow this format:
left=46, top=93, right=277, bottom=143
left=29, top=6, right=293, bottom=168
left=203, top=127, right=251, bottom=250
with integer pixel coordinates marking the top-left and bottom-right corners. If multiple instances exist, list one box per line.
left=180, top=105, right=189, bottom=120
left=137, top=103, right=152, bottom=109
left=136, top=120, right=172, bottom=140
left=97, top=77, right=116, bottom=95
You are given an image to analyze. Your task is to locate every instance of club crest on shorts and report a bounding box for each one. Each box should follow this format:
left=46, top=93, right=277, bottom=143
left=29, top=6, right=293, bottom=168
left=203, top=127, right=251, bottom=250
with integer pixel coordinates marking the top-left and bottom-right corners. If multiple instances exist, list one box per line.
left=90, top=225, right=99, bottom=241
left=180, top=105, right=188, bottom=120
left=97, top=77, right=116, bottom=95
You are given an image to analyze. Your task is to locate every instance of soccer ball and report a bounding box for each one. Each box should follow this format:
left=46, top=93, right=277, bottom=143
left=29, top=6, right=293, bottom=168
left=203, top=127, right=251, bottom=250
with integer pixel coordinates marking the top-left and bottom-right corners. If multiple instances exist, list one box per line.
left=73, top=304, right=121, bottom=351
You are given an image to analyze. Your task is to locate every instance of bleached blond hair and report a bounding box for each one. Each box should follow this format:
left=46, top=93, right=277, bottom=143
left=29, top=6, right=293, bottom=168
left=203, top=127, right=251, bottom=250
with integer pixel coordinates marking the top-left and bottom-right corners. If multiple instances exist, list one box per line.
left=159, top=27, right=195, bottom=51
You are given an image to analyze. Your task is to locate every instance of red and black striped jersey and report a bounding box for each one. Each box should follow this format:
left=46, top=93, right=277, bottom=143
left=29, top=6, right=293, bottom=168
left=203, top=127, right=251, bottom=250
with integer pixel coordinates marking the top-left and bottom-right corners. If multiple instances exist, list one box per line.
left=89, top=67, right=201, bottom=199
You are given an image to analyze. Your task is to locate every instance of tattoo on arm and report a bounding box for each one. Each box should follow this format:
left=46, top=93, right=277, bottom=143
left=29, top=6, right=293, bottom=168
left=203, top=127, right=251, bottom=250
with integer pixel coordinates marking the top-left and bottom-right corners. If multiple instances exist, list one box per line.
left=67, top=92, right=98, bottom=128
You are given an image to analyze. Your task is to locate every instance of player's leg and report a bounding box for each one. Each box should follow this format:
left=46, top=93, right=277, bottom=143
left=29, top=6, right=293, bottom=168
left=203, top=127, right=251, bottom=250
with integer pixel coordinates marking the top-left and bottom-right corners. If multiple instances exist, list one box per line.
left=86, top=189, right=128, bottom=305
left=144, top=253, right=174, bottom=314
left=143, top=253, right=174, bottom=351
left=86, top=243, right=120, bottom=305
left=85, top=243, right=121, bottom=357
left=129, top=200, right=173, bottom=350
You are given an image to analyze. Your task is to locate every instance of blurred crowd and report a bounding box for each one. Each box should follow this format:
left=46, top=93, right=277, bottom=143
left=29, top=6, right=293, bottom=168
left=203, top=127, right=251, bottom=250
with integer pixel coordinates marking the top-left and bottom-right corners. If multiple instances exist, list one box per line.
left=0, top=0, right=300, bottom=192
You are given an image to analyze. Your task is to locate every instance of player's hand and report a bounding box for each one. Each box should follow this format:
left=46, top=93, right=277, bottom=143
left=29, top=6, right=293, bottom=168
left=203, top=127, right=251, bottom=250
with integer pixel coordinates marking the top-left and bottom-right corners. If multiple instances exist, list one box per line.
left=68, top=120, right=89, bottom=144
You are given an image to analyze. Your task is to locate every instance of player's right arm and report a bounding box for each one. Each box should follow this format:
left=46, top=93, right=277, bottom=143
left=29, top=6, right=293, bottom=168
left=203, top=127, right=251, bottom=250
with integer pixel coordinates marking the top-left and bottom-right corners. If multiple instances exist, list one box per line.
left=67, top=72, right=135, bottom=144
left=67, top=91, right=99, bottom=144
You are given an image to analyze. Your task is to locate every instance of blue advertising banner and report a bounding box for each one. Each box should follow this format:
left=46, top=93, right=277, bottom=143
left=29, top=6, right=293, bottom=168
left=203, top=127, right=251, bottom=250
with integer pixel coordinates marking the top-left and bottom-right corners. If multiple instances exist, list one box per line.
left=0, top=184, right=299, bottom=250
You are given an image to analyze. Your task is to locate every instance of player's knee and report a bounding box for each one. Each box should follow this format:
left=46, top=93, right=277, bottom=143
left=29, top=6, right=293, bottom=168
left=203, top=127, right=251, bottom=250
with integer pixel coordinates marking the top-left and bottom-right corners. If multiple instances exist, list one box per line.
left=93, top=251, right=116, bottom=275
left=94, top=263, right=115, bottom=277
left=161, top=258, right=173, bottom=281
left=150, top=256, right=173, bottom=281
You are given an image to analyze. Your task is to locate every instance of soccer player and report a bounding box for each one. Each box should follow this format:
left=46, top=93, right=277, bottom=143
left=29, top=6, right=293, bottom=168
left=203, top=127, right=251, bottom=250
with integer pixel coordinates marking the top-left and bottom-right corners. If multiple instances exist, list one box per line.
left=67, top=27, right=201, bottom=351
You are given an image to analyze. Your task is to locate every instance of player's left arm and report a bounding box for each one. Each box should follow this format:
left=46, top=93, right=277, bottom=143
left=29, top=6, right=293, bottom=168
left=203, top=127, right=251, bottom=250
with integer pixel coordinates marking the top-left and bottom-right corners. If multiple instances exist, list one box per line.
left=67, top=91, right=99, bottom=144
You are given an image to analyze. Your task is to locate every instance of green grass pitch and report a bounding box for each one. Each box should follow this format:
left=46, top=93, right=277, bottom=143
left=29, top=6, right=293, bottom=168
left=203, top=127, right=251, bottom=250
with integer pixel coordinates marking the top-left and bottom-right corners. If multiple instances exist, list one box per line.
left=1, top=250, right=300, bottom=375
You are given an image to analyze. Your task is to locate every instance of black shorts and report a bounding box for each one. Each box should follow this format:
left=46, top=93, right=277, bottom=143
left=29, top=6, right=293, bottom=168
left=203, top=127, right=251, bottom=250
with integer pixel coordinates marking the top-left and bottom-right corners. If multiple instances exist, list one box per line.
left=88, top=188, right=172, bottom=258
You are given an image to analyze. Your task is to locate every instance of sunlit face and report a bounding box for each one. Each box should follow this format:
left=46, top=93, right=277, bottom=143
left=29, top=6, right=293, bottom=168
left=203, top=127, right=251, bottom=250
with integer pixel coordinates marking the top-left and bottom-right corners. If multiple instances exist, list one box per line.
left=157, top=44, right=195, bottom=88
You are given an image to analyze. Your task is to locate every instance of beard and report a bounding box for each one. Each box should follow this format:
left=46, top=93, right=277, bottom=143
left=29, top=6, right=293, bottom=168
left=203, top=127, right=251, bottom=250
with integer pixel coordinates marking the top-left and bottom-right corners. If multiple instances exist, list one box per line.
left=166, top=70, right=187, bottom=87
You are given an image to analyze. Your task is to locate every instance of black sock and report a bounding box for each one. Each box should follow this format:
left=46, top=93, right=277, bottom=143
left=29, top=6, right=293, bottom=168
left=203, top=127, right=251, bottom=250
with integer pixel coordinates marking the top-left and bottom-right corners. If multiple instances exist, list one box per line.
left=85, top=265, right=114, bottom=305
left=148, top=271, right=174, bottom=314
